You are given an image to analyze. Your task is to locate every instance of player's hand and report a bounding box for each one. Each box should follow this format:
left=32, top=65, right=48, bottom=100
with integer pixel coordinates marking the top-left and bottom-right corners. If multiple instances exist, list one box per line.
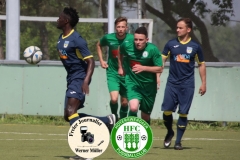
left=157, top=77, right=160, bottom=90
left=118, top=67, right=125, bottom=76
left=100, top=61, right=108, bottom=69
left=82, top=81, right=89, bottom=95
left=199, top=84, right=206, bottom=96
left=132, top=64, right=145, bottom=74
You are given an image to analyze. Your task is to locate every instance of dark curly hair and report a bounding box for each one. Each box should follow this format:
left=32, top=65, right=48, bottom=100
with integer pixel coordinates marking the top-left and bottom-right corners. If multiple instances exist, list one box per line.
left=63, top=7, right=79, bottom=28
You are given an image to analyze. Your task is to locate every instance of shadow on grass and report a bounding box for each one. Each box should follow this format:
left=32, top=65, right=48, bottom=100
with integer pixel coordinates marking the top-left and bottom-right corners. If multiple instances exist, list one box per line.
left=54, top=156, right=72, bottom=159
left=152, top=146, right=202, bottom=150
left=55, top=156, right=116, bottom=159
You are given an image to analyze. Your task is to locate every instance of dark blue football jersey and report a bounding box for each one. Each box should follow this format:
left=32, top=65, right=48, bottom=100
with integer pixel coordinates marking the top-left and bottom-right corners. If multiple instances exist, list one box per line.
left=162, top=38, right=205, bottom=88
left=57, top=29, right=93, bottom=81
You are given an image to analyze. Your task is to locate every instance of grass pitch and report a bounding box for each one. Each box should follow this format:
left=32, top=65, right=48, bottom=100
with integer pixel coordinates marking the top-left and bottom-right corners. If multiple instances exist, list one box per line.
left=0, top=124, right=239, bottom=160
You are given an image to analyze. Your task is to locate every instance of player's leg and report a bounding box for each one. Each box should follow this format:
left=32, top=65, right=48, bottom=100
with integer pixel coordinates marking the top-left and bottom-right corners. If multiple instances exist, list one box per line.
left=128, top=99, right=140, bottom=117
left=119, top=79, right=128, bottom=119
left=139, top=90, right=156, bottom=125
left=109, top=91, right=119, bottom=119
left=126, top=83, right=142, bottom=117
left=174, top=87, right=194, bottom=150
left=64, top=97, right=81, bottom=125
left=107, top=74, right=121, bottom=120
left=119, top=96, right=128, bottom=119
left=161, top=85, right=178, bottom=148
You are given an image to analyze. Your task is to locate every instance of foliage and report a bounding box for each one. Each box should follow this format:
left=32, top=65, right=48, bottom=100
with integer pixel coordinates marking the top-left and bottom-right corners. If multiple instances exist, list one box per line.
left=120, top=0, right=236, bottom=62
left=1, top=114, right=239, bottom=131
left=0, top=114, right=68, bottom=126
left=151, top=119, right=240, bottom=131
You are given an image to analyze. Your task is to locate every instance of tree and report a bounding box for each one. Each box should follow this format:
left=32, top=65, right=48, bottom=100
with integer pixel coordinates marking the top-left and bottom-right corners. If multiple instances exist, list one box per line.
left=119, top=0, right=234, bottom=62
left=0, top=0, right=5, bottom=60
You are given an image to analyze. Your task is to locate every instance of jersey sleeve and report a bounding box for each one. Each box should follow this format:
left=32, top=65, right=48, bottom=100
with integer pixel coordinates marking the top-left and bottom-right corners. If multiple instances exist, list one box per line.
left=75, top=36, right=93, bottom=60
left=99, top=35, right=108, bottom=46
left=162, top=42, right=170, bottom=58
left=152, top=46, right=163, bottom=67
left=195, top=44, right=205, bottom=64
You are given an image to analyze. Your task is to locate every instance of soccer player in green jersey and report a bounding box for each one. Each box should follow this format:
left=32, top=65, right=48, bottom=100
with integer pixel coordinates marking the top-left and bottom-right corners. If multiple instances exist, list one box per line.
left=96, top=17, right=134, bottom=120
left=118, top=27, right=163, bottom=124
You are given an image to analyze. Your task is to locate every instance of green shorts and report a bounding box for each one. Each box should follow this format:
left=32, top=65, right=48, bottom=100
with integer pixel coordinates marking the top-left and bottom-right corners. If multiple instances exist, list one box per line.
left=106, top=72, right=127, bottom=98
left=126, top=81, right=157, bottom=114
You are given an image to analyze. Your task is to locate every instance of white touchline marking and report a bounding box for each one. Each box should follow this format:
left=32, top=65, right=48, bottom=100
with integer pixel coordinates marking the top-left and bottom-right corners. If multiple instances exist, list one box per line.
left=153, top=137, right=240, bottom=141
left=0, top=139, right=66, bottom=141
left=0, top=132, right=239, bottom=141
left=0, top=132, right=66, bottom=136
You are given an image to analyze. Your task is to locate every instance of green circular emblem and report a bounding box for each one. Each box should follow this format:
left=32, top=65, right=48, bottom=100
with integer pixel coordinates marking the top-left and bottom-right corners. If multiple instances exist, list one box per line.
left=111, top=116, right=153, bottom=159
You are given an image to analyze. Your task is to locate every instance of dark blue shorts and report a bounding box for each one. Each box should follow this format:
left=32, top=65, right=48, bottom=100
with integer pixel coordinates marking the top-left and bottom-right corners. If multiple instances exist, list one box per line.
left=161, top=85, right=194, bottom=114
left=64, top=79, right=86, bottom=109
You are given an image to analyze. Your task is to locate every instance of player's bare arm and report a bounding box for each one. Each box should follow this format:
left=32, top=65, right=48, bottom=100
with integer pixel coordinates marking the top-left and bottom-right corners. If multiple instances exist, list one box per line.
left=162, top=56, right=168, bottom=69
left=117, top=49, right=125, bottom=76
left=96, top=41, right=108, bottom=69
left=82, top=57, right=95, bottom=95
left=198, top=63, right=206, bottom=96
left=156, top=73, right=160, bottom=90
left=132, top=64, right=163, bottom=74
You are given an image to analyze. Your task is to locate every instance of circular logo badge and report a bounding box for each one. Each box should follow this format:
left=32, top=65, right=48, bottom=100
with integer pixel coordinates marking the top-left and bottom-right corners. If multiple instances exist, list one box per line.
left=142, top=51, right=148, bottom=58
left=68, top=117, right=110, bottom=159
left=111, top=117, right=153, bottom=159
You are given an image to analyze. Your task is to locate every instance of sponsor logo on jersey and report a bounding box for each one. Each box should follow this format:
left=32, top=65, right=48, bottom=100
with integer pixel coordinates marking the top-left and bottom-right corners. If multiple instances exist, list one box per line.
left=142, top=51, right=148, bottom=58
left=186, top=47, right=193, bottom=54
left=58, top=49, right=68, bottom=59
left=110, top=42, right=116, bottom=45
left=64, top=41, right=69, bottom=48
left=173, top=45, right=179, bottom=48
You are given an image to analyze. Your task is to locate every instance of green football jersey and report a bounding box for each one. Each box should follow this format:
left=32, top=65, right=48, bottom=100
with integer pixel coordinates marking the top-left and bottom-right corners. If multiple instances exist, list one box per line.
left=100, top=33, right=134, bottom=74
left=120, top=41, right=163, bottom=85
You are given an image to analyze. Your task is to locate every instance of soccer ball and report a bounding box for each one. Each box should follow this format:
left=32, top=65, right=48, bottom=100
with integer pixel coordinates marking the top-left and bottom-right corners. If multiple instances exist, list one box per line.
left=23, top=46, right=43, bottom=64
left=141, top=135, right=147, bottom=141
left=117, top=135, right=122, bottom=141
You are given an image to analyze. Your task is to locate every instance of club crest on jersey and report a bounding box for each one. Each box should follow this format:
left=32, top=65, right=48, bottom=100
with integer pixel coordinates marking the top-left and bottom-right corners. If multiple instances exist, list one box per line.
left=142, top=51, right=148, bottom=58
left=186, top=47, right=193, bottom=54
left=64, top=41, right=69, bottom=48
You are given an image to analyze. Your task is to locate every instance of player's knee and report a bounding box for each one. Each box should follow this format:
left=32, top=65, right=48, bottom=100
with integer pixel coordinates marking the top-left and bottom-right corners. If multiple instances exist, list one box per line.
left=163, top=111, right=172, bottom=116
left=129, top=107, right=138, bottom=113
left=141, top=113, right=150, bottom=121
left=121, top=101, right=128, bottom=107
left=110, top=99, right=118, bottom=104
left=65, top=105, right=76, bottom=117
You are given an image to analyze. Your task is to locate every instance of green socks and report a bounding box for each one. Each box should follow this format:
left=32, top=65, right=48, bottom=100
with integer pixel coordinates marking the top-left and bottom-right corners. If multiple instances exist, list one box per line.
left=119, top=105, right=128, bottom=119
left=110, top=101, right=118, bottom=119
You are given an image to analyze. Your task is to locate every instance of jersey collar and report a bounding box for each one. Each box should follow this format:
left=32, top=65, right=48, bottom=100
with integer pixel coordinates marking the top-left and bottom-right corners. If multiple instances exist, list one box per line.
left=62, top=29, right=74, bottom=39
left=178, top=37, right=191, bottom=44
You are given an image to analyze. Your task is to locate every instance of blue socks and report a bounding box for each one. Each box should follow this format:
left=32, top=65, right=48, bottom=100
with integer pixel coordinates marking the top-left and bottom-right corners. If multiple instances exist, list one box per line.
left=68, top=113, right=80, bottom=126
left=176, top=116, right=188, bottom=144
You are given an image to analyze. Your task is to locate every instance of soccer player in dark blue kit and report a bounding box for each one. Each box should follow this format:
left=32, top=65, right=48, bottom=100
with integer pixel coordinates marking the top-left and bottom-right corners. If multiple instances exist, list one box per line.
left=56, top=7, right=116, bottom=160
left=161, top=18, right=206, bottom=150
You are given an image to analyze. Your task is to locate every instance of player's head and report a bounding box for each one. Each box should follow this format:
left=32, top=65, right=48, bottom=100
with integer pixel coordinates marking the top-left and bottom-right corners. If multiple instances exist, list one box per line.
left=176, top=18, right=192, bottom=38
left=134, top=26, right=149, bottom=50
left=114, top=17, right=128, bottom=38
left=57, top=7, right=79, bottom=29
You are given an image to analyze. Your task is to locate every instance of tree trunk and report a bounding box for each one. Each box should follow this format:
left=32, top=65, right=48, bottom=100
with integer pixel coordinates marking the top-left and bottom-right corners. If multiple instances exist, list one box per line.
left=0, top=20, right=4, bottom=59
left=101, top=0, right=108, bottom=34
left=145, top=1, right=219, bottom=62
